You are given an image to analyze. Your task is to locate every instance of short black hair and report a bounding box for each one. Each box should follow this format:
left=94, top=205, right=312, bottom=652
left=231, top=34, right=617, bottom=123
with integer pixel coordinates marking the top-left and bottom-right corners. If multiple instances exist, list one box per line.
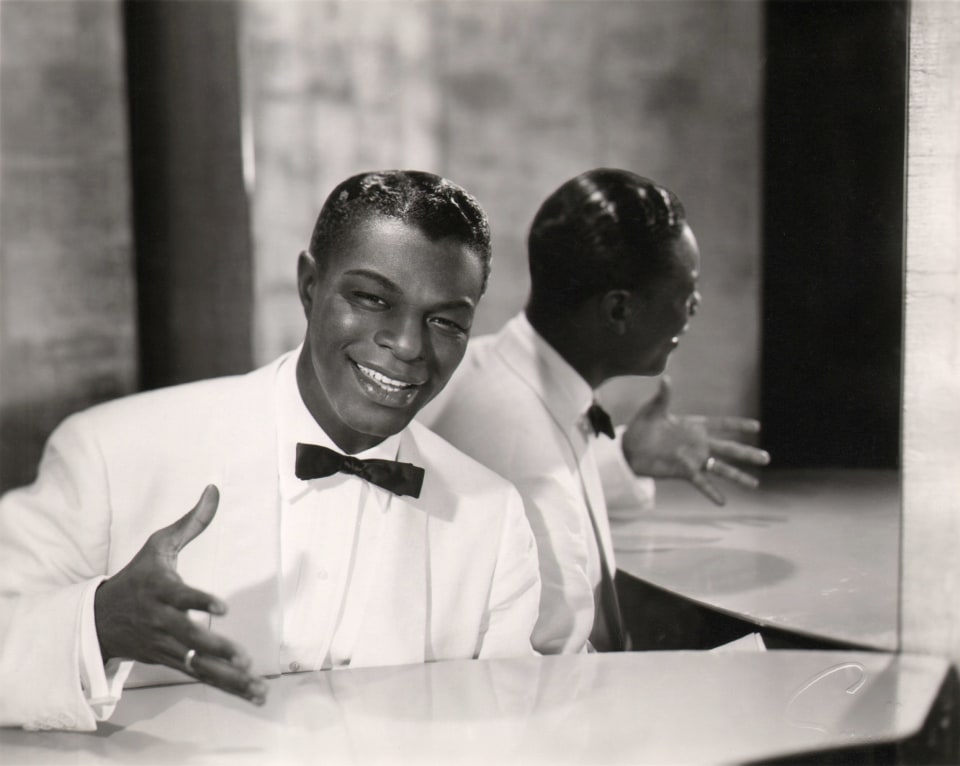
left=528, top=168, right=688, bottom=311
left=309, top=170, right=492, bottom=293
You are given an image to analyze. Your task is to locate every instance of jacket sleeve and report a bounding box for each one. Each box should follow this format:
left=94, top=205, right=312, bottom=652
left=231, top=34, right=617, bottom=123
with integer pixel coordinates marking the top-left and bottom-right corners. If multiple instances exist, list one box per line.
left=507, top=470, right=600, bottom=655
left=475, top=487, right=542, bottom=659
left=0, top=414, right=122, bottom=731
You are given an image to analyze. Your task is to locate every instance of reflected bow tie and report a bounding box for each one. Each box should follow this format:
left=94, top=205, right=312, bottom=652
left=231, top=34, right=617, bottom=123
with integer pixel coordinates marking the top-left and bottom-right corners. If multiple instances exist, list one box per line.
left=295, top=443, right=425, bottom=498
left=586, top=403, right=615, bottom=439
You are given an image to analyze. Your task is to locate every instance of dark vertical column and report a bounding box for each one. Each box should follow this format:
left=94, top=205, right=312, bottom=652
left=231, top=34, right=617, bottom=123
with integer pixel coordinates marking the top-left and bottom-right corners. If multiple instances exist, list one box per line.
left=761, top=0, right=907, bottom=468
left=124, top=0, right=253, bottom=389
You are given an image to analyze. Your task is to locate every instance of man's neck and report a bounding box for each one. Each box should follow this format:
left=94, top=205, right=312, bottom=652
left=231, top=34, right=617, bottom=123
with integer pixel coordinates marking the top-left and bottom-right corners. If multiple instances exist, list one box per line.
left=294, top=348, right=393, bottom=454
left=524, top=304, right=606, bottom=389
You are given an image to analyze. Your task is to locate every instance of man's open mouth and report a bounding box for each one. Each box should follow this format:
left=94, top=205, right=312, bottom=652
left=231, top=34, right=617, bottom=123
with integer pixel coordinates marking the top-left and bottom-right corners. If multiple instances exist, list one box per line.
left=354, top=362, right=420, bottom=394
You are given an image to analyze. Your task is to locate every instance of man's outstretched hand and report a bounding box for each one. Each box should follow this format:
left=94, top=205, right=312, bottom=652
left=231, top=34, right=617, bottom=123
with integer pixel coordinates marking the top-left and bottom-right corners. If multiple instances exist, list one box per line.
left=621, top=377, right=771, bottom=505
left=94, top=485, right=267, bottom=705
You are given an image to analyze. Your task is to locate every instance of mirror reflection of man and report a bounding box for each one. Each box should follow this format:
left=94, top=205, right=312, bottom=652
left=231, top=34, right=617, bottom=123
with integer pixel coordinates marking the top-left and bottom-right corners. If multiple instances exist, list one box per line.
left=422, top=168, right=769, bottom=654
left=0, top=170, right=541, bottom=731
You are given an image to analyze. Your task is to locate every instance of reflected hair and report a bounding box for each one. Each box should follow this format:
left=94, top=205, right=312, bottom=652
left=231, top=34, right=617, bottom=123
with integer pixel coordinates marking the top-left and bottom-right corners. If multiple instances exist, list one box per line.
left=309, top=170, right=492, bottom=293
left=527, top=168, right=687, bottom=311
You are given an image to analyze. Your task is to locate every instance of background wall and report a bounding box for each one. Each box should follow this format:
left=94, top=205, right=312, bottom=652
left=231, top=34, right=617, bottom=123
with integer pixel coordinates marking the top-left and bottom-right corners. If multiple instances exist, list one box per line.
left=242, top=0, right=764, bottom=424
left=0, top=0, right=137, bottom=490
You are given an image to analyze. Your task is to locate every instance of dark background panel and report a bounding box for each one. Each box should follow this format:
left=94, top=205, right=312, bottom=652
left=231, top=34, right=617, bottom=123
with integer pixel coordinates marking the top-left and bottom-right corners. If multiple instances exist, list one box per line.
left=761, top=0, right=907, bottom=468
left=124, top=0, right=254, bottom=389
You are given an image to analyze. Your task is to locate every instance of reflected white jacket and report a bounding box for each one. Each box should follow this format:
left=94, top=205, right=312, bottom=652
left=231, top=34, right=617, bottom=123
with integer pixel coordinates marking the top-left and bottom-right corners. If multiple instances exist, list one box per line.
left=421, top=314, right=653, bottom=654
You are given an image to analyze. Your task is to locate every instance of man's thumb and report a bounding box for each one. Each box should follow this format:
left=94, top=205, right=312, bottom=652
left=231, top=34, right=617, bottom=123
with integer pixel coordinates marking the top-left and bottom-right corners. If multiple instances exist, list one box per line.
left=650, top=375, right=672, bottom=414
left=165, top=484, right=220, bottom=553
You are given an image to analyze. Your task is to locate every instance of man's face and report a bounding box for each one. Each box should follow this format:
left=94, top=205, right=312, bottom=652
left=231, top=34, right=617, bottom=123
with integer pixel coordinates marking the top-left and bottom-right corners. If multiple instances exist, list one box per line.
left=297, top=216, right=485, bottom=453
left=619, top=224, right=702, bottom=376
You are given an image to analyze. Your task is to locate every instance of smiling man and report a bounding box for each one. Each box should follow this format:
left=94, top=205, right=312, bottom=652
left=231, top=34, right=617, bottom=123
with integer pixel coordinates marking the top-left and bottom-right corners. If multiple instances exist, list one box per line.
left=0, top=170, right=541, bottom=731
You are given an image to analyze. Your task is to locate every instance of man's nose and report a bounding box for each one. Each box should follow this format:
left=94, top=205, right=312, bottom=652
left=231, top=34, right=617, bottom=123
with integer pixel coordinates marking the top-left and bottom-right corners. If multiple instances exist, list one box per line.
left=375, top=315, right=425, bottom=362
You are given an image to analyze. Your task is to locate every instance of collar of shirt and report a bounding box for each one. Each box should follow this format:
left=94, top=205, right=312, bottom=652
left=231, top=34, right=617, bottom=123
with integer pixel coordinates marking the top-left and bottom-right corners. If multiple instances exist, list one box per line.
left=275, top=349, right=403, bottom=503
left=495, top=313, right=596, bottom=437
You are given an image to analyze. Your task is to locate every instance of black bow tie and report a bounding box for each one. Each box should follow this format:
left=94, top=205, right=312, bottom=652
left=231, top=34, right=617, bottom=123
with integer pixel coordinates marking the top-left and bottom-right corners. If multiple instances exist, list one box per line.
left=586, top=403, right=615, bottom=439
left=295, top=443, right=425, bottom=498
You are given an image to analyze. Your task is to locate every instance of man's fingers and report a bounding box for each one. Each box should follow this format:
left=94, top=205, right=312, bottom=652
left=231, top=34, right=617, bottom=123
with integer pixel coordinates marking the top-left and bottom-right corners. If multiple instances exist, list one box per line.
left=634, top=375, right=672, bottom=421
left=679, top=447, right=729, bottom=505
left=191, top=654, right=268, bottom=705
left=707, top=437, right=771, bottom=466
left=688, top=471, right=726, bottom=506
left=181, top=623, right=252, bottom=670
left=706, top=458, right=760, bottom=489
left=160, top=581, right=227, bottom=616
left=689, top=415, right=761, bottom=434
left=676, top=445, right=704, bottom=475
left=155, top=643, right=266, bottom=705
left=155, top=485, right=220, bottom=554
left=157, top=604, right=248, bottom=666
left=651, top=376, right=672, bottom=414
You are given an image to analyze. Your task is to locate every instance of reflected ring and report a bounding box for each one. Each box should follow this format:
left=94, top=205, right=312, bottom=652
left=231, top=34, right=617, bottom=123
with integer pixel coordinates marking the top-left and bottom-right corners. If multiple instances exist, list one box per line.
left=183, top=648, right=197, bottom=674
left=703, top=456, right=717, bottom=473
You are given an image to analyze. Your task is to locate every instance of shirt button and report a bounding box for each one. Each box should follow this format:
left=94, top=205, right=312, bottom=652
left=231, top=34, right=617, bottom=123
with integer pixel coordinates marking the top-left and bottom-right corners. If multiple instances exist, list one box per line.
left=317, top=569, right=329, bottom=580
left=289, top=661, right=302, bottom=672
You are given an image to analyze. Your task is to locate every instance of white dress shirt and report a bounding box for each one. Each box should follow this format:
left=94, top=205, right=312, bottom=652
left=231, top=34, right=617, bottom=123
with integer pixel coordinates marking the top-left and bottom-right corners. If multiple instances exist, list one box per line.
left=274, top=353, right=402, bottom=672
left=421, top=313, right=654, bottom=654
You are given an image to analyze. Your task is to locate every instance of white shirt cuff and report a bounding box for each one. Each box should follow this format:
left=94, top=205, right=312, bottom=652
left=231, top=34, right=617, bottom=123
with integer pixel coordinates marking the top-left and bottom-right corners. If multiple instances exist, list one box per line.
left=78, top=576, right=134, bottom=720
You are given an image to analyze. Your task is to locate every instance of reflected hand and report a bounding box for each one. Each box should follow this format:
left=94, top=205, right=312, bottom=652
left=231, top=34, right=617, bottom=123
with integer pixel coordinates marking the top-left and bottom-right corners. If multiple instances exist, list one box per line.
left=94, top=485, right=267, bottom=705
left=621, top=377, right=771, bottom=505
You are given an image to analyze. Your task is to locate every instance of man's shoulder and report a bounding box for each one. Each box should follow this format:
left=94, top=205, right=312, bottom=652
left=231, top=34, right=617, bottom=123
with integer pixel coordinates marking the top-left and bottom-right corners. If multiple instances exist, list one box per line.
left=424, top=337, right=555, bottom=444
left=61, top=355, right=285, bottom=436
left=433, top=334, right=537, bottom=416
left=405, top=419, right=520, bottom=499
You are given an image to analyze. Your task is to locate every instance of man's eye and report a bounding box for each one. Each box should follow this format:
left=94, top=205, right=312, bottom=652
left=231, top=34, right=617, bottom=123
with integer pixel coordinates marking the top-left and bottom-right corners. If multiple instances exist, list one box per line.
left=428, top=316, right=467, bottom=335
left=352, top=291, right=388, bottom=308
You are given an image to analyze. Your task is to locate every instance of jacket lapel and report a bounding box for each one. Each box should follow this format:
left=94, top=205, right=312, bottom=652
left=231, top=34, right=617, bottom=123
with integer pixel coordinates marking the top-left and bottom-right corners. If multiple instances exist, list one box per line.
left=209, top=361, right=284, bottom=677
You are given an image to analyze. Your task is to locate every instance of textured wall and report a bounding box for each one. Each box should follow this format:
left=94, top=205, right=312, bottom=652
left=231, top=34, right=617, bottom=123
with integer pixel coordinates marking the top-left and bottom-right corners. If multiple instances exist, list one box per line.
left=0, top=1, right=136, bottom=491
left=242, top=3, right=444, bottom=368
left=241, top=0, right=762, bottom=421
left=901, top=0, right=960, bottom=663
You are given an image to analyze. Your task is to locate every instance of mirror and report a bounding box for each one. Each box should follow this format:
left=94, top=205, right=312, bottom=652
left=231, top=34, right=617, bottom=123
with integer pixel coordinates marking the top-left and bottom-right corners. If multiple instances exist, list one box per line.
left=238, top=0, right=905, bottom=652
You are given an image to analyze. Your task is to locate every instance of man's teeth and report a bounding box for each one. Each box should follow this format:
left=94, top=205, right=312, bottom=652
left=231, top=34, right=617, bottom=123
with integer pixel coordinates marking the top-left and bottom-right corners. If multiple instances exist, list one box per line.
left=356, top=364, right=414, bottom=392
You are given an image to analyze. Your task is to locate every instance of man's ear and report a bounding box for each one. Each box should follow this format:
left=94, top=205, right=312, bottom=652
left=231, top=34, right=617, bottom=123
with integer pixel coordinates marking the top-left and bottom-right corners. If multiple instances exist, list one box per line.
left=297, top=251, right=318, bottom=317
left=600, top=290, right=634, bottom=336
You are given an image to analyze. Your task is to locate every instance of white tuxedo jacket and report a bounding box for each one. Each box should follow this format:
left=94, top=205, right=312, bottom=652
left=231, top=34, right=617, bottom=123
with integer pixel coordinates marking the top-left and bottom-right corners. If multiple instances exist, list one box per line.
left=421, top=314, right=653, bottom=654
left=0, top=354, right=541, bottom=730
